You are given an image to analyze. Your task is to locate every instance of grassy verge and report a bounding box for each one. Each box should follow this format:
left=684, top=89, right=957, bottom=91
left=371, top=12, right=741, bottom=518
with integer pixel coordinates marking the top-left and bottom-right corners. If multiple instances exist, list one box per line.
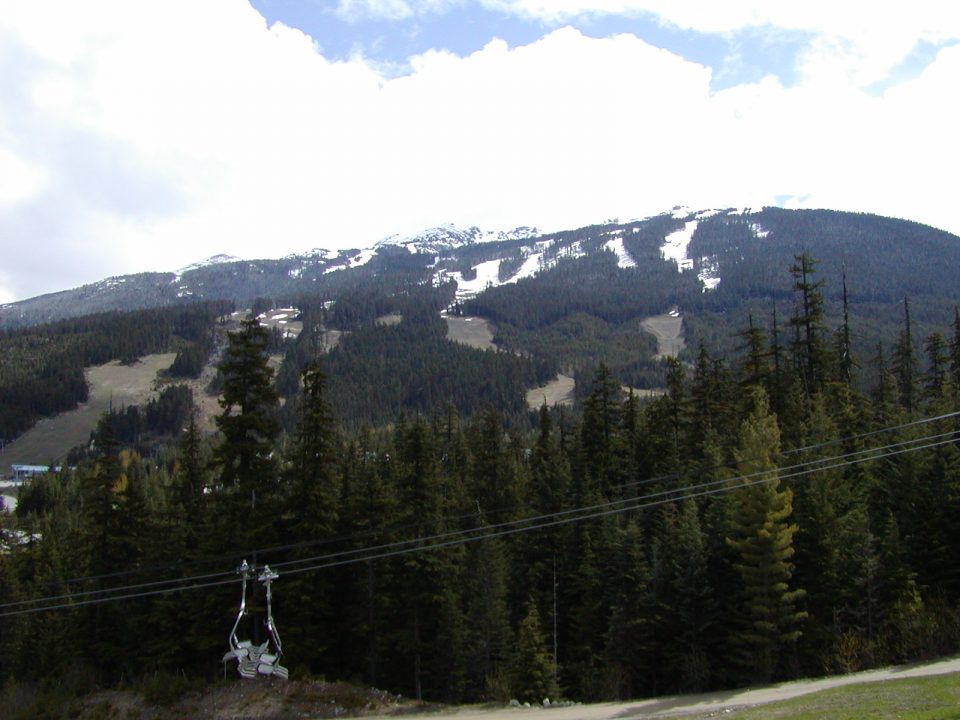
left=688, top=672, right=960, bottom=720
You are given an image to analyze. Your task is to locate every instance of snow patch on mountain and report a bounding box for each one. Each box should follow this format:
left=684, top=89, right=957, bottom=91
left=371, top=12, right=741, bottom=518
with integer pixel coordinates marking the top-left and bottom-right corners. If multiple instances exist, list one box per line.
left=449, top=259, right=503, bottom=301
left=378, top=224, right=539, bottom=256
left=510, top=246, right=547, bottom=282
left=441, top=238, right=589, bottom=302
left=323, top=248, right=377, bottom=274
left=94, top=276, right=128, bottom=292
left=699, top=260, right=721, bottom=290
left=661, top=221, right=698, bottom=271
left=695, top=208, right=725, bottom=220
left=173, top=254, right=240, bottom=281
left=604, top=236, right=637, bottom=269
left=286, top=248, right=339, bottom=261
left=661, top=220, right=722, bottom=291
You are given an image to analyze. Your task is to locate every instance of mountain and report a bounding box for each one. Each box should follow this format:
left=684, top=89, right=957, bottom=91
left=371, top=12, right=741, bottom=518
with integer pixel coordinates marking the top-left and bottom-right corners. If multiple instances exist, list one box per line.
left=2, top=206, right=959, bottom=435
left=3, top=208, right=957, bottom=330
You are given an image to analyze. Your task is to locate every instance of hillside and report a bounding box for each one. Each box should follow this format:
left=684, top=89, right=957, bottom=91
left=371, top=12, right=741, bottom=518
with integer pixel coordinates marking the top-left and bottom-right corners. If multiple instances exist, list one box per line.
left=3, top=207, right=959, bottom=445
left=0, top=353, right=175, bottom=477
left=4, top=208, right=958, bottom=332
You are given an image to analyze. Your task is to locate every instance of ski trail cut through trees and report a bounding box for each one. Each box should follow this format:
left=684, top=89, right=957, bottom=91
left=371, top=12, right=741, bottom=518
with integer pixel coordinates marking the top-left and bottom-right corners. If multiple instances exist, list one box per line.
left=640, top=312, right=684, bottom=359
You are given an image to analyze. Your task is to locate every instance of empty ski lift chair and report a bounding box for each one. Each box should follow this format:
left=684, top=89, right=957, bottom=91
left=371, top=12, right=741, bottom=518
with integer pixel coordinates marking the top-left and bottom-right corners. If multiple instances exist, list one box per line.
left=223, top=560, right=289, bottom=680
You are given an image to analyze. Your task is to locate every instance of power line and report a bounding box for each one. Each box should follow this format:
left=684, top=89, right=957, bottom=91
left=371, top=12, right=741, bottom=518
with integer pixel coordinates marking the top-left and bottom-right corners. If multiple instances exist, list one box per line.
left=11, top=408, right=957, bottom=599
left=277, top=431, right=959, bottom=576
left=2, top=425, right=954, bottom=618
left=6, top=422, right=945, bottom=610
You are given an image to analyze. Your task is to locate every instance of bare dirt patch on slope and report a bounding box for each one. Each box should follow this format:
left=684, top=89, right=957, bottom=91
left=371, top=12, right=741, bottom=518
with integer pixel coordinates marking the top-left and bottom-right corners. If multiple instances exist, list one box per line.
left=527, top=374, right=576, bottom=409
left=640, top=312, right=685, bottom=359
left=1, top=353, right=175, bottom=473
left=444, top=314, right=497, bottom=351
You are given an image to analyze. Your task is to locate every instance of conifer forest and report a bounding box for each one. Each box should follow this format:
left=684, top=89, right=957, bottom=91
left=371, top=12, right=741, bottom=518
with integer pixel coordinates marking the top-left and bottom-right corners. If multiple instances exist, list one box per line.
left=3, top=252, right=960, bottom=709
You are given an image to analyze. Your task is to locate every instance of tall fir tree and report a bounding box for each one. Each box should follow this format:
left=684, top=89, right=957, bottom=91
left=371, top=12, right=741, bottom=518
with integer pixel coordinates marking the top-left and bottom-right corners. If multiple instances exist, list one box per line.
left=788, top=252, right=829, bottom=397
left=892, top=297, right=917, bottom=412
left=511, top=598, right=558, bottom=703
left=726, top=387, right=806, bottom=682
left=282, top=361, right=341, bottom=672
left=213, top=315, right=282, bottom=550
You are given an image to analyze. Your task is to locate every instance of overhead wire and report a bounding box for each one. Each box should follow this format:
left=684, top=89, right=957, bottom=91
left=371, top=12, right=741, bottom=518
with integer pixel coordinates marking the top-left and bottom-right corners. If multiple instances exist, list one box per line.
left=11, top=407, right=957, bottom=599
left=1, top=419, right=956, bottom=618
left=4, top=420, right=948, bottom=610
left=274, top=427, right=960, bottom=575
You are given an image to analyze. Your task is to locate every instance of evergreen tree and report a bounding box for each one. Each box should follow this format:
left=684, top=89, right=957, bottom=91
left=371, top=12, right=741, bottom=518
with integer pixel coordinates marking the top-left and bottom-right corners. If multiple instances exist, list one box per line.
left=579, top=363, right=624, bottom=498
left=521, top=404, right=570, bottom=654
left=511, top=598, right=558, bottom=704
left=213, top=316, right=281, bottom=549
left=463, top=529, right=512, bottom=700
left=831, top=269, right=856, bottom=386
left=78, top=414, right=145, bottom=683
left=892, top=297, right=917, bottom=412
left=726, top=387, right=806, bottom=682
left=598, top=519, right=654, bottom=698
left=739, top=315, right=770, bottom=389
left=874, top=512, right=922, bottom=662
left=950, top=306, right=960, bottom=400
left=176, top=410, right=207, bottom=519
left=282, top=361, right=341, bottom=672
left=788, top=252, right=829, bottom=397
left=789, top=393, right=852, bottom=665
left=656, top=498, right=714, bottom=691
left=923, top=332, right=949, bottom=403
left=336, top=433, right=399, bottom=687
left=469, top=406, right=523, bottom=519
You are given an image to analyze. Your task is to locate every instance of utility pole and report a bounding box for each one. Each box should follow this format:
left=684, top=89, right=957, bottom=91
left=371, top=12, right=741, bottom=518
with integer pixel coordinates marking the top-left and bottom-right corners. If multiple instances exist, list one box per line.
left=552, top=555, right=559, bottom=686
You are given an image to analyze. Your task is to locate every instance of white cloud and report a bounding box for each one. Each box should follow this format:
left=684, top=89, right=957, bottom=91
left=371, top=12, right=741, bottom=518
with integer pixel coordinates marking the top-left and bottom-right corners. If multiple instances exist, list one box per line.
left=0, top=1, right=958, bottom=303
left=0, top=147, right=47, bottom=206
left=483, top=1, right=960, bottom=87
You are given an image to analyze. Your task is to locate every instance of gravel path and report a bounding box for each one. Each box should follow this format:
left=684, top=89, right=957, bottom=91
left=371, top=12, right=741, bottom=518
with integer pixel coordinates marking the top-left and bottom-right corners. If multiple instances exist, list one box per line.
left=364, top=656, right=960, bottom=720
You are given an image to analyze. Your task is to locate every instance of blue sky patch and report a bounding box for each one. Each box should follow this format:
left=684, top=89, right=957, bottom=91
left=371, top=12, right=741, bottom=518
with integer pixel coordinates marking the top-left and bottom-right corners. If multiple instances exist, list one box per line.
left=249, top=0, right=812, bottom=90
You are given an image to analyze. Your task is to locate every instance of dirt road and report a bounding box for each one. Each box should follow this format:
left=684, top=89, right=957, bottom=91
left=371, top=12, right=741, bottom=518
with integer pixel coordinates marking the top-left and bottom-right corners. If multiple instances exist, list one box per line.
left=364, top=656, right=960, bottom=720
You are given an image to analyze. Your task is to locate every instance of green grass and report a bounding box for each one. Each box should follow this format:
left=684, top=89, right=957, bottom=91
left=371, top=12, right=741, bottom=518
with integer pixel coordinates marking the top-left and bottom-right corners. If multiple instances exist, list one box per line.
left=694, top=673, right=960, bottom=720
left=1, top=353, right=175, bottom=474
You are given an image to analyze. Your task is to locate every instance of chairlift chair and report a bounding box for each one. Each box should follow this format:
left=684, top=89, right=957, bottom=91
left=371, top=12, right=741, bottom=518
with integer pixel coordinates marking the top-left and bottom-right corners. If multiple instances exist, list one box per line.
left=222, top=560, right=288, bottom=680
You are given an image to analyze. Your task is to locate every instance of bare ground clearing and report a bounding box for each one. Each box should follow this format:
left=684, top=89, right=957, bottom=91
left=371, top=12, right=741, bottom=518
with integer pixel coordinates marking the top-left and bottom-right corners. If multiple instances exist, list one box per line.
left=1, top=353, right=175, bottom=474
left=445, top=314, right=497, bottom=351
left=377, top=313, right=403, bottom=326
left=527, top=374, right=576, bottom=409
left=640, top=313, right=685, bottom=359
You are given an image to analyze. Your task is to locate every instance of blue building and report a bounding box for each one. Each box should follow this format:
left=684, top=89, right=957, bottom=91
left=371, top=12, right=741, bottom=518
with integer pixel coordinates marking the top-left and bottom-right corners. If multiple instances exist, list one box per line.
left=9, top=465, right=59, bottom=485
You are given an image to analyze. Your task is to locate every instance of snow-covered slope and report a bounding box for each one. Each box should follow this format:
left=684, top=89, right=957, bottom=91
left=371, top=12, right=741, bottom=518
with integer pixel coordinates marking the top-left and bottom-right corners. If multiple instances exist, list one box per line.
left=440, top=238, right=589, bottom=302
left=377, top=224, right=539, bottom=255
left=659, top=208, right=767, bottom=291
left=16, top=206, right=924, bottom=330
left=173, top=254, right=241, bottom=280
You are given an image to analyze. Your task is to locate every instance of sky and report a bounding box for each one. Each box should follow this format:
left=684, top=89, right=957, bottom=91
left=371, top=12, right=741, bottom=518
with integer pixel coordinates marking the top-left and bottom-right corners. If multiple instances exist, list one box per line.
left=1, top=1, right=959, bottom=303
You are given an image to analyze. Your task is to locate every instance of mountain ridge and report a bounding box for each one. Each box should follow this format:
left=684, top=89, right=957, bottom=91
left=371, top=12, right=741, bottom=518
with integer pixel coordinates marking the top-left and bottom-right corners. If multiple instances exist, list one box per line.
left=2, top=207, right=957, bottom=331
